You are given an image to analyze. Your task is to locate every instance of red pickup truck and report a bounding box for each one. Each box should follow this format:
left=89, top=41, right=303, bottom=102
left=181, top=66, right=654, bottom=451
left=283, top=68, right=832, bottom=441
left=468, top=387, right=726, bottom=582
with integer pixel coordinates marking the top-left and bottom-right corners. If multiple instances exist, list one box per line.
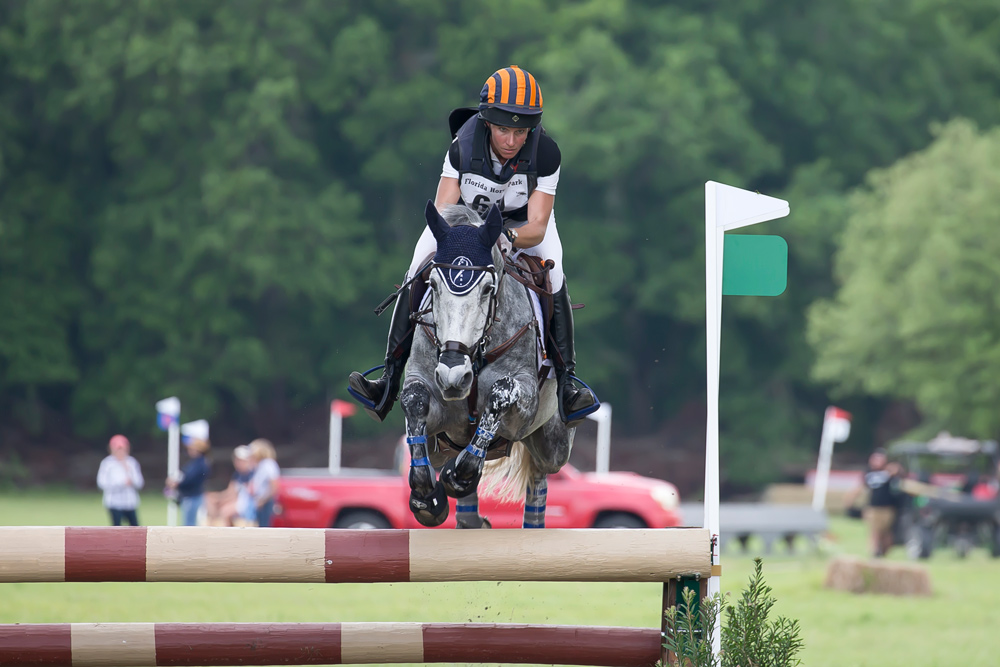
left=272, top=463, right=683, bottom=530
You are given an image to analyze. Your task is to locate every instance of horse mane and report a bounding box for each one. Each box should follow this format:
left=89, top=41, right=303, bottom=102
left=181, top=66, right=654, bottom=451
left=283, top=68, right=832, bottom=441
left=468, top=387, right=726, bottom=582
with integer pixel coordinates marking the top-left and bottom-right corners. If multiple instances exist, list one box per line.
left=440, top=204, right=483, bottom=228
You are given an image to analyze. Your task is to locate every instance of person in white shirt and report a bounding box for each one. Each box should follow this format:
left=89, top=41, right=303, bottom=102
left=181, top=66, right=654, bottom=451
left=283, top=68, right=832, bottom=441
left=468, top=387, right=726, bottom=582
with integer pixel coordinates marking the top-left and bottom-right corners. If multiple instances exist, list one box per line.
left=96, top=434, right=144, bottom=526
left=248, top=439, right=281, bottom=527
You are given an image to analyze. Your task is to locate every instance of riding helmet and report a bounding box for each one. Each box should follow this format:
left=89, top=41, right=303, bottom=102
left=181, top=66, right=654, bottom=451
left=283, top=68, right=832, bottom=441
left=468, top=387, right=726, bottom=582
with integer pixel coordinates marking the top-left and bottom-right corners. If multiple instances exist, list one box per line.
left=478, top=65, right=543, bottom=128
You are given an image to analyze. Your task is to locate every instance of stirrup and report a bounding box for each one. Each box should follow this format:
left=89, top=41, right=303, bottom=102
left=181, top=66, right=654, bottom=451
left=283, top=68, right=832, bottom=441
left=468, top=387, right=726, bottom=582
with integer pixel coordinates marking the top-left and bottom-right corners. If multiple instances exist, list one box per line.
left=347, top=365, right=385, bottom=413
left=562, top=374, right=601, bottom=426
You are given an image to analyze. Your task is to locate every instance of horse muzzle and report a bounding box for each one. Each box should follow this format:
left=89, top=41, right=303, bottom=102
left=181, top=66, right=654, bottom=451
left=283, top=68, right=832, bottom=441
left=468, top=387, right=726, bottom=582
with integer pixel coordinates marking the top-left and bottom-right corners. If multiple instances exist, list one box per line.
left=436, top=345, right=474, bottom=400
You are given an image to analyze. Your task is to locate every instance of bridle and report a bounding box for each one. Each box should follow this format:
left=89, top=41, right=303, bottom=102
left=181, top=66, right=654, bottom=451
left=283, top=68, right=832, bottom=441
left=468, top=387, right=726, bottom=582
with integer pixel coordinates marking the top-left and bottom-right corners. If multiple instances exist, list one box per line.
left=413, top=260, right=501, bottom=365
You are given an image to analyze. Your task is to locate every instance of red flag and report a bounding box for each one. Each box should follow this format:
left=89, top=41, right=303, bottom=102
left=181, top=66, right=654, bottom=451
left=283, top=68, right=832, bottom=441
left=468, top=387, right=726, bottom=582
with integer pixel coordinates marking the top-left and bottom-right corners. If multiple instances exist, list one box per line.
left=331, top=399, right=357, bottom=418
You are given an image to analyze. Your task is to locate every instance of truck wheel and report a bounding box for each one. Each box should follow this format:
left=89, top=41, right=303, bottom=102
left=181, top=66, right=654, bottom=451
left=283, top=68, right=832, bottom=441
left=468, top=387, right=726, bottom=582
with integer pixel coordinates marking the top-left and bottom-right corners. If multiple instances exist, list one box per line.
left=905, top=524, right=933, bottom=560
left=334, top=510, right=391, bottom=530
left=593, top=513, right=646, bottom=529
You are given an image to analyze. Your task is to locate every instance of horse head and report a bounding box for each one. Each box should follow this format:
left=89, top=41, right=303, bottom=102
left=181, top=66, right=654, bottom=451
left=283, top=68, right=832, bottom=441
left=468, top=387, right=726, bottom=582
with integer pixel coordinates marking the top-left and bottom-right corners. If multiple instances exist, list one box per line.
left=423, top=200, right=504, bottom=401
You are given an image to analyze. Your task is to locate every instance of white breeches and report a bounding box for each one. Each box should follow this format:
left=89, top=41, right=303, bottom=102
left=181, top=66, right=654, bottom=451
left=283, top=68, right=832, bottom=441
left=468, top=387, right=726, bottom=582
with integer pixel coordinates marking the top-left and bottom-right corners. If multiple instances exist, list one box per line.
left=407, top=219, right=566, bottom=290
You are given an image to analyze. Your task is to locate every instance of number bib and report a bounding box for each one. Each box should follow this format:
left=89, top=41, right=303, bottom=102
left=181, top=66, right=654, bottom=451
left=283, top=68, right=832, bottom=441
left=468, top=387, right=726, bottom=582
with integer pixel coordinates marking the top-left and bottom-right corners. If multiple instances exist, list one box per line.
left=459, top=173, right=531, bottom=220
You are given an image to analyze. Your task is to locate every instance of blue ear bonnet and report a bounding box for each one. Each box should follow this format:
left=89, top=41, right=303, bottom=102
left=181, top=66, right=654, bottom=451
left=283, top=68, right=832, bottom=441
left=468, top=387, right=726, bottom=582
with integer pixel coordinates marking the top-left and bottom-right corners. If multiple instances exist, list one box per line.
left=433, top=225, right=494, bottom=296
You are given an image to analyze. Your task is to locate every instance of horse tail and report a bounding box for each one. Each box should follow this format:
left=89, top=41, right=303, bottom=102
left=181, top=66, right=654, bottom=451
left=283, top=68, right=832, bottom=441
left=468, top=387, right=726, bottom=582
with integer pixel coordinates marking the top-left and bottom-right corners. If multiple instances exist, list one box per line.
left=479, top=441, right=535, bottom=503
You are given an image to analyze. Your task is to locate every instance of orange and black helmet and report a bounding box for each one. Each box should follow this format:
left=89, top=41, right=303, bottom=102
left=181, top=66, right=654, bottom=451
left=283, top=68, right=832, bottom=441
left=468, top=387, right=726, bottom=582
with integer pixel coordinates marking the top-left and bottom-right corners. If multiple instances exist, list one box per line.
left=478, top=65, right=543, bottom=128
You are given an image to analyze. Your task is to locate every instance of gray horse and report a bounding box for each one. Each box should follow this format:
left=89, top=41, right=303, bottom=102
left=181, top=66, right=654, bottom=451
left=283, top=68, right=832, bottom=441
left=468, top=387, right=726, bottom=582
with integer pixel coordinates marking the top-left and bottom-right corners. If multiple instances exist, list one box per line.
left=402, top=201, right=575, bottom=529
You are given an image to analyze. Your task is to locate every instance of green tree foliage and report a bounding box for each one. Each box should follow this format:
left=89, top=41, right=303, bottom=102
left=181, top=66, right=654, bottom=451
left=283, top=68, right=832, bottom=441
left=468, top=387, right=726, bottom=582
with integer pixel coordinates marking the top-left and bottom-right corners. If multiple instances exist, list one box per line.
left=0, top=0, right=998, bottom=481
left=810, top=119, right=1000, bottom=438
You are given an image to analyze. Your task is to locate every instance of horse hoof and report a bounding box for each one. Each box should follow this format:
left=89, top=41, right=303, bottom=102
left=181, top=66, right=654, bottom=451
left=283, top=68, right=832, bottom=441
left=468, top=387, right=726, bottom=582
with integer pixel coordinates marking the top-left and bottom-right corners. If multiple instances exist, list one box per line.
left=456, top=514, right=492, bottom=529
left=440, top=459, right=482, bottom=498
left=409, top=483, right=449, bottom=527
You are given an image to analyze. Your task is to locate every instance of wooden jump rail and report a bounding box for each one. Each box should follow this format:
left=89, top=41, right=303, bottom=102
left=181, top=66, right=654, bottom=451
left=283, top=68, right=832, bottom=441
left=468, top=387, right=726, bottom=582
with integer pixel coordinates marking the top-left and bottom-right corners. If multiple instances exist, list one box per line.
left=1, top=527, right=714, bottom=666
left=0, top=622, right=661, bottom=667
left=0, top=526, right=712, bottom=583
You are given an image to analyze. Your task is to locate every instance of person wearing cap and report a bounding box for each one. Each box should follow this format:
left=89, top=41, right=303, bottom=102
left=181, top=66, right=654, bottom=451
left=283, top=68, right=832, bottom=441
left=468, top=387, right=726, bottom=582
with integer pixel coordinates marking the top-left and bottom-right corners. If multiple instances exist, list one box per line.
left=165, top=438, right=212, bottom=526
left=96, top=435, right=145, bottom=526
left=349, top=65, right=598, bottom=427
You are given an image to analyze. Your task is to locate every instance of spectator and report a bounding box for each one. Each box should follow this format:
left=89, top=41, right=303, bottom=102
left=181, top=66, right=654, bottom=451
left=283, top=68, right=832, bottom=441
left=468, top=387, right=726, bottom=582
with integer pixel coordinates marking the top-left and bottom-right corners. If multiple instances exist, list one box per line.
left=96, top=434, right=145, bottom=526
left=204, top=445, right=257, bottom=526
left=165, top=438, right=212, bottom=526
left=847, top=449, right=902, bottom=558
left=248, top=439, right=281, bottom=527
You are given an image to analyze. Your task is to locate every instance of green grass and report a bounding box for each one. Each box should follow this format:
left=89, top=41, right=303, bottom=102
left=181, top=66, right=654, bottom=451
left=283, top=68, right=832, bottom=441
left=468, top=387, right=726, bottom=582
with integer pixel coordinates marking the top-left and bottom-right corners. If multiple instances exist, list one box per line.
left=2, top=489, right=999, bottom=666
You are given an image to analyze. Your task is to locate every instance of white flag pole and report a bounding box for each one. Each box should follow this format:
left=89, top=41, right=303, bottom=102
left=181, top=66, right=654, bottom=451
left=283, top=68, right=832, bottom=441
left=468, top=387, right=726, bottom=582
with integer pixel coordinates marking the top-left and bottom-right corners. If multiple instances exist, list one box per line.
left=704, top=183, right=725, bottom=658
left=813, top=407, right=851, bottom=511
left=156, top=396, right=182, bottom=528
left=329, top=409, right=342, bottom=475
left=587, top=403, right=613, bottom=475
left=166, top=422, right=180, bottom=526
left=703, top=181, right=789, bottom=657
left=813, top=420, right=835, bottom=511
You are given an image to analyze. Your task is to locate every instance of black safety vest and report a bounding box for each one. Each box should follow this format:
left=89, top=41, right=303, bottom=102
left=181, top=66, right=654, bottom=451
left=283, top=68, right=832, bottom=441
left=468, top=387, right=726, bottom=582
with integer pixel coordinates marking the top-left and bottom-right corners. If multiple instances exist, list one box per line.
left=448, top=109, right=542, bottom=225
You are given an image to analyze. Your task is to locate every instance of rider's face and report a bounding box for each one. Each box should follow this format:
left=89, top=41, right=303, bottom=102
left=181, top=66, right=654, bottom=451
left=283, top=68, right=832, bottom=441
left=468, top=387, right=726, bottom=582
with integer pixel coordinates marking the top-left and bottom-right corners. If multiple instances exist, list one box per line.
left=486, top=122, right=529, bottom=161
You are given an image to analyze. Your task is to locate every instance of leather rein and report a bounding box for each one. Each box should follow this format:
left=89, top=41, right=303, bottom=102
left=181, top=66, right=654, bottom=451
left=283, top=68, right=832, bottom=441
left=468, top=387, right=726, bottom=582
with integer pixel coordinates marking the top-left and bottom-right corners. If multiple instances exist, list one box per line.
left=413, top=258, right=541, bottom=368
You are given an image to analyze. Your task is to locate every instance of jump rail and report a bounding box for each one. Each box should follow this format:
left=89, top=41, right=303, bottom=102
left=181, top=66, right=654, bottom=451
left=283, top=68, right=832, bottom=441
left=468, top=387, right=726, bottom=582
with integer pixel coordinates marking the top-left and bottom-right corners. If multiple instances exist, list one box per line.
left=0, top=622, right=660, bottom=667
left=0, top=526, right=712, bottom=583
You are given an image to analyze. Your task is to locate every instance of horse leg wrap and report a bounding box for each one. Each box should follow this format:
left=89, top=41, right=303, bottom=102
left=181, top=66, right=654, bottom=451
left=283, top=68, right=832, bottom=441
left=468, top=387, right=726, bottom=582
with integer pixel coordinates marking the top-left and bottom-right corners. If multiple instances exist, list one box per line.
left=523, top=475, right=547, bottom=529
left=406, top=434, right=436, bottom=498
left=407, top=435, right=448, bottom=527
left=455, top=493, right=490, bottom=529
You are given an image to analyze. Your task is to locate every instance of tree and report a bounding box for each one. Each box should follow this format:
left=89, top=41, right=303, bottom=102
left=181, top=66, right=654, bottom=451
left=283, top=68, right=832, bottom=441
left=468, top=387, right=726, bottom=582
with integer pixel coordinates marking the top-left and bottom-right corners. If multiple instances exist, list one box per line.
left=809, top=119, right=1000, bottom=437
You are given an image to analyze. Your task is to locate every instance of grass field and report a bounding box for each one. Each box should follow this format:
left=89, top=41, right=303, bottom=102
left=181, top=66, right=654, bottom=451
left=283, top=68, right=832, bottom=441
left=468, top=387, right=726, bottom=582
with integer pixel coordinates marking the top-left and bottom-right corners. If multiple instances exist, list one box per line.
left=1, top=488, right=998, bottom=666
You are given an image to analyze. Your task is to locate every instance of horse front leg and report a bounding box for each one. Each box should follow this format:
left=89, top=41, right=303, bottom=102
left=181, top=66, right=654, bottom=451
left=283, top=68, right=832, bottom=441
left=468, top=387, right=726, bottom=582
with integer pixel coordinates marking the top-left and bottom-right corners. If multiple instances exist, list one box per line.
left=400, top=381, right=449, bottom=527
left=440, top=376, right=524, bottom=499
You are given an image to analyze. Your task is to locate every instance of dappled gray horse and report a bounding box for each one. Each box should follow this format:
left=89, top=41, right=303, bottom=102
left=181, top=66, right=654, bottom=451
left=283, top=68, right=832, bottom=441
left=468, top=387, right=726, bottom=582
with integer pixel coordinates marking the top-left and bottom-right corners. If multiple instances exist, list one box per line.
left=402, top=201, right=574, bottom=528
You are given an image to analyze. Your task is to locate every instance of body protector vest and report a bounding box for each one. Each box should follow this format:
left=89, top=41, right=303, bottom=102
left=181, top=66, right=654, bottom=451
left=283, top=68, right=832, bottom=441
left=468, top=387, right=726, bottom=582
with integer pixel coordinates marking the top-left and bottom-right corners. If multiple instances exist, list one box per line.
left=449, top=110, right=542, bottom=226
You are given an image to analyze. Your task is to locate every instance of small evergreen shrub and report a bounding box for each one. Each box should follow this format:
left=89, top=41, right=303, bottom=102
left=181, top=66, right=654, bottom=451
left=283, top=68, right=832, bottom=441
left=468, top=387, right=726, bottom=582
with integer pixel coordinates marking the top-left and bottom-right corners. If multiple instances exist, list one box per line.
left=663, top=558, right=804, bottom=667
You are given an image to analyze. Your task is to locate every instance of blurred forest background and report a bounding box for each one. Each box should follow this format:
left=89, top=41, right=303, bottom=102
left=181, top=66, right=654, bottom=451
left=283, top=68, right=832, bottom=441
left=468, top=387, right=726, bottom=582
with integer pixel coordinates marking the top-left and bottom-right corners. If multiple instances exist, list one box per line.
left=3, top=0, right=1000, bottom=493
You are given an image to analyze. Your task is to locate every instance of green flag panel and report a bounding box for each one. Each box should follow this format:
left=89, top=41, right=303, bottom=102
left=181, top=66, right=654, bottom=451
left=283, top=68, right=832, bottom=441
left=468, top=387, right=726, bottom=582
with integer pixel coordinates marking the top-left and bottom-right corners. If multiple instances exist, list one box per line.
left=722, top=235, right=788, bottom=297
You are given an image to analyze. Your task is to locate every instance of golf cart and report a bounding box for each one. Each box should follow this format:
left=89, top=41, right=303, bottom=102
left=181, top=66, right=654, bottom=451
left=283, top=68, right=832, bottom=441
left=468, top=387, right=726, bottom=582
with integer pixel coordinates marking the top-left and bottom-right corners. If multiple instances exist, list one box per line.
left=889, top=433, right=1000, bottom=559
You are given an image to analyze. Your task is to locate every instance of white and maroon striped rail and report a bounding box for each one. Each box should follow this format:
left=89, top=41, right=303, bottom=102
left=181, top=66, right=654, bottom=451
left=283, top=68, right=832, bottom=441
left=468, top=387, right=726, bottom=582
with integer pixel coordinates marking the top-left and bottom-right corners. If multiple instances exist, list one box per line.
left=0, top=526, right=711, bottom=583
left=0, top=622, right=661, bottom=667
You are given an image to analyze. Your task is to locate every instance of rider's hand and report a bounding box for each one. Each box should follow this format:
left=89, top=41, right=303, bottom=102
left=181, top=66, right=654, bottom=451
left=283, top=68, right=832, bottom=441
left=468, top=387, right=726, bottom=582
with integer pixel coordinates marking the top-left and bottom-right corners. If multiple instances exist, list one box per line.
left=498, top=230, right=514, bottom=255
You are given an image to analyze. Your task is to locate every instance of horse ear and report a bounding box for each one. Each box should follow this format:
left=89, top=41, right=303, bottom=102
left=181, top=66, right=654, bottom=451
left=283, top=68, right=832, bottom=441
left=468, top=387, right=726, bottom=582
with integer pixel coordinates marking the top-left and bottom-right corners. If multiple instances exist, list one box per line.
left=425, top=200, right=449, bottom=243
left=479, top=204, right=504, bottom=248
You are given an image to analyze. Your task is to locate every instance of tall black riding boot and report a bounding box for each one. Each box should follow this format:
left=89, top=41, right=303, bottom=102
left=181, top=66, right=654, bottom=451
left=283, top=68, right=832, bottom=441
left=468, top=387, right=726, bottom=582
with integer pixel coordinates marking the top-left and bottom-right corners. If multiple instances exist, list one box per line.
left=348, top=284, right=414, bottom=422
left=548, top=284, right=598, bottom=427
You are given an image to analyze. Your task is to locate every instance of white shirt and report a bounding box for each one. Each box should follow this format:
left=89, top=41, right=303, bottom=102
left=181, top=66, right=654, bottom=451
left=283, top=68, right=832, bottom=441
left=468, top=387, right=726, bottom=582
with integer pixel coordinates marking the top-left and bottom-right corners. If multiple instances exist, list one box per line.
left=96, top=455, right=144, bottom=510
left=250, top=458, right=281, bottom=504
left=440, top=147, right=560, bottom=195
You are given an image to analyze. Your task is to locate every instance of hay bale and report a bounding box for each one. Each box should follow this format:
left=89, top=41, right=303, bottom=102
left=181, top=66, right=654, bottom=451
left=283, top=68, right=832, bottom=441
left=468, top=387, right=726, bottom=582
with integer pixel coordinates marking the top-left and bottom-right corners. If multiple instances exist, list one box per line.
left=824, top=556, right=932, bottom=596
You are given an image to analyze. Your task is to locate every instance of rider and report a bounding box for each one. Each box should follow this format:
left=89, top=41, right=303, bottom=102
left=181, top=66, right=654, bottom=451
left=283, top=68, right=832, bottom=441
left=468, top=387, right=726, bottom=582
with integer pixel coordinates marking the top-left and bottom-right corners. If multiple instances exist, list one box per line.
left=348, top=65, right=598, bottom=426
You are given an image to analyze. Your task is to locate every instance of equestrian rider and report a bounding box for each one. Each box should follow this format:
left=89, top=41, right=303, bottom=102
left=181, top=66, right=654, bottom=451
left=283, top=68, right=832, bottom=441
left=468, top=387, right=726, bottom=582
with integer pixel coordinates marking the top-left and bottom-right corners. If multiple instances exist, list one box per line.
left=348, top=65, right=598, bottom=427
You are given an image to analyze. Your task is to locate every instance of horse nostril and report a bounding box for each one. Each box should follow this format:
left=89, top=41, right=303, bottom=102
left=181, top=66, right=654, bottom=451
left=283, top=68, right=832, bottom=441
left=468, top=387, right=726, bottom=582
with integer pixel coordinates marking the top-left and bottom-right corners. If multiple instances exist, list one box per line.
left=461, top=370, right=473, bottom=387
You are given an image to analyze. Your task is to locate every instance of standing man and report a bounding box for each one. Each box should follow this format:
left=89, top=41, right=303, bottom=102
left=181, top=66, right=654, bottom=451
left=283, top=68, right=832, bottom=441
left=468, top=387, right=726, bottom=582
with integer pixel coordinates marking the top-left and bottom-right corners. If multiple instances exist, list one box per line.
left=848, top=448, right=902, bottom=557
left=349, top=65, right=598, bottom=426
